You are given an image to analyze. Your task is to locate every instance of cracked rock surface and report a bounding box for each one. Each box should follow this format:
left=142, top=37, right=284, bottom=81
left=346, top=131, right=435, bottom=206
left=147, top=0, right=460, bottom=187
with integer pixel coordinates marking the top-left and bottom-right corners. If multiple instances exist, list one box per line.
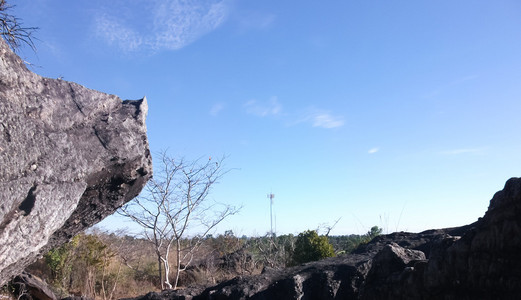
left=0, top=39, right=152, bottom=285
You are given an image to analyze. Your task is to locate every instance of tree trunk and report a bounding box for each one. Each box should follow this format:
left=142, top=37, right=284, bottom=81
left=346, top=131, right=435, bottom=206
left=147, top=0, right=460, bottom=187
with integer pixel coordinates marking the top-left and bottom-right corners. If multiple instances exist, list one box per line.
left=156, top=250, right=163, bottom=290
left=162, top=256, right=172, bottom=289
left=173, top=239, right=182, bottom=290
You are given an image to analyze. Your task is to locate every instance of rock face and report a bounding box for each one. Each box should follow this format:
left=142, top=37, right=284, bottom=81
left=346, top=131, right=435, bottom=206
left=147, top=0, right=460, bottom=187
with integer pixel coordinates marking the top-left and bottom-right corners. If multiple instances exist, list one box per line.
left=12, top=272, right=57, bottom=300
left=412, top=176, right=521, bottom=299
left=0, top=39, right=152, bottom=285
left=135, top=177, right=521, bottom=300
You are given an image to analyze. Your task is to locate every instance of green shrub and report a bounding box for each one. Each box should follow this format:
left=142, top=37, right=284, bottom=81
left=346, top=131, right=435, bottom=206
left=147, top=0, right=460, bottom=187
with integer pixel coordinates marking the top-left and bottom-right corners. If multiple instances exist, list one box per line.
left=292, top=230, right=335, bottom=265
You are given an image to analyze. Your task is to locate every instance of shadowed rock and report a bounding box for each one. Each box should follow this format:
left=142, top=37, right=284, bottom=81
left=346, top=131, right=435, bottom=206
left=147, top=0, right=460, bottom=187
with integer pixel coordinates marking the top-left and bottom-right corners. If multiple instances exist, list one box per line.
left=12, top=272, right=57, bottom=300
left=0, top=38, right=152, bottom=285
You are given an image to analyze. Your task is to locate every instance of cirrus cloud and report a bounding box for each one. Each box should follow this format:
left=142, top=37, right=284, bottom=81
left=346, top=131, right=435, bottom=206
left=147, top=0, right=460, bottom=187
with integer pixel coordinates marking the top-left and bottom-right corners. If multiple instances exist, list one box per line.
left=243, top=98, right=345, bottom=130
left=311, top=113, right=344, bottom=129
left=292, top=108, right=344, bottom=129
left=94, top=0, right=230, bottom=53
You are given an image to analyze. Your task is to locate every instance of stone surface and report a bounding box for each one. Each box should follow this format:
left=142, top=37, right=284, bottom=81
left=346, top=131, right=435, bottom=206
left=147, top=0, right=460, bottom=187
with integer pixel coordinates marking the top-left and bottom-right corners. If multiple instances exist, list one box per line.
left=417, top=177, right=521, bottom=299
left=12, top=272, right=57, bottom=300
left=130, top=254, right=372, bottom=300
left=359, top=243, right=427, bottom=299
left=0, top=38, right=152, bottom=285
left=130, top=177, right=521, bottom=300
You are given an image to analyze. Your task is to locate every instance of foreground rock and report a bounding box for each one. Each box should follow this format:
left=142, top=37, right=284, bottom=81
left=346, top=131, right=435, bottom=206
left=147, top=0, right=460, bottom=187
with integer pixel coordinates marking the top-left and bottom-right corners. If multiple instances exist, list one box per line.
left=11, top=272, right=57, bottom=300
left=0, top=38, right=152, bottom=285
left=134, top=177, right=521, bottom=299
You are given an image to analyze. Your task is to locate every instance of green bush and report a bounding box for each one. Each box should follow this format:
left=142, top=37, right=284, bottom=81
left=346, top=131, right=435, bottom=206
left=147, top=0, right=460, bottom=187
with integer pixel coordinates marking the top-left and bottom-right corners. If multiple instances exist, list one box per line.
left=292, top=230, right=335, bottom=265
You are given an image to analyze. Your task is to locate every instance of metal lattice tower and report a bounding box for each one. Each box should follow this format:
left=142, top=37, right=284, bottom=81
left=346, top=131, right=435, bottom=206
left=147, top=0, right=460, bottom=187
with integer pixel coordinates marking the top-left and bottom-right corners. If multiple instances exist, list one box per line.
left=267, top=193, right=275, bottom=237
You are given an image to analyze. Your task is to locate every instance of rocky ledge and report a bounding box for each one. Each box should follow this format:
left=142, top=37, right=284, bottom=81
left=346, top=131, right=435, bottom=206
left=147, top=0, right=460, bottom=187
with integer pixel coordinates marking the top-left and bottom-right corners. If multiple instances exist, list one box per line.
left=134, top=177, right=521, bottom=300
left=0, top=38, right=152, bottom=285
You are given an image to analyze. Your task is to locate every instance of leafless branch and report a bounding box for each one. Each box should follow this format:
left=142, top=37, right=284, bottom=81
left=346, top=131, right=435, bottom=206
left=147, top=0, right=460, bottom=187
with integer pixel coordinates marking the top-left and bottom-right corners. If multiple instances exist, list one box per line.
left=118, top=151, right=238, bottom=290
left=0, top=0, right=38, bottom=52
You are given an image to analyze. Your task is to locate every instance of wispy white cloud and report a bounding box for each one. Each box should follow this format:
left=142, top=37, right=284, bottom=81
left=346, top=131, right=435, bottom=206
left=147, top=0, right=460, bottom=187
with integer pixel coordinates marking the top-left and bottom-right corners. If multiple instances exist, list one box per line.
left=210, top=102, right=225, bottom=116
left=94, top=14, right=143, bottom=52
left=440, top=148, right=484, bottom=155
left=311, top=113, right=344, bottom=129
left=94, top=0, right=230, bottom=53
left=368, top=147, right=379, bottom=154
left=289, top=107, right=344, bottom=129
left=243, top=100, right=344, bottom=129
left=244, top=97, right=281, bottom=117
left=152, top=0, right=228, bottom=50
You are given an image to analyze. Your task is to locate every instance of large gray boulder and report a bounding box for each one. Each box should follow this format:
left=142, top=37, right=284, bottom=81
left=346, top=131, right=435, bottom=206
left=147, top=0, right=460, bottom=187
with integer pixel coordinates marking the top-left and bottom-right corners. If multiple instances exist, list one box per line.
left=0, top=39, right=152, bottom=285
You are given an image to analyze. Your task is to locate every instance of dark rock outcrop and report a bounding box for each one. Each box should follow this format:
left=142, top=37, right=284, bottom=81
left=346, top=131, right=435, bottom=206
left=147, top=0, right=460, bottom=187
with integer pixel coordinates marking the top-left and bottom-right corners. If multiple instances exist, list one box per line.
left=360, top=243, right=426, bottom=299
left=417, top=177, right=521, bottom=299
left=11, top=272, right=57, bottom=300
left=0, top=38, right=152, bottom=285
left=132, top=177, right=521, bottom=300
left=361, top=177, right=521, bottom=299
left=131, top=254, right=372, bottom=300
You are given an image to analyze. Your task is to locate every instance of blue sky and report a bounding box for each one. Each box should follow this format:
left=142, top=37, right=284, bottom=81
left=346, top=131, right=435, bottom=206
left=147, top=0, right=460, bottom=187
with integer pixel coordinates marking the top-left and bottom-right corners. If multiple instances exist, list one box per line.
left=13, top=0, right=521, bottom=236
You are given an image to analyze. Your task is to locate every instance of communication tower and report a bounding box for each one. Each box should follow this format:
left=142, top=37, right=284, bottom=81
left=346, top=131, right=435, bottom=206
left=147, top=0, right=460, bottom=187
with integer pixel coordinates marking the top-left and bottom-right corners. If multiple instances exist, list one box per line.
left=267, top=193, right=275, bottom=237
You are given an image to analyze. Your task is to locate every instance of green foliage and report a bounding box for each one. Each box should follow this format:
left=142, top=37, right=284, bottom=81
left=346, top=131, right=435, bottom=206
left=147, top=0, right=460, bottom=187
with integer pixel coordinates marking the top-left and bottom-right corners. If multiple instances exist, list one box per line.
left=29, top=227, right=383, bottom=299
left=366, top=226, right=383, bottom=241
left=292, top=230, right=335, bottom=265
left=42, top=233, right=113, bottom=297
left=246, top=234, right=296, bottom=269
left=212, top=230, right=243, bottom=256
left=44, top=235, right=80, bottom=286
left=328, top=225, right=383, bottom=254
left=276, top=234, right=296, bottom=266
left=78, top=234, right=110, bottom=268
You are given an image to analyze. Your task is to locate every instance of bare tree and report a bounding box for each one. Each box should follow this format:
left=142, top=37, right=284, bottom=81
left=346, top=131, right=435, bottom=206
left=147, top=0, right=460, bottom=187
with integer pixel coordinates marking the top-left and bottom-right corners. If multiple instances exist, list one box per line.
left=321, top=217, right=341, bottom=237
left=0, top=0, right=37, bottom=52
left=119, top=157, right=179, bottom=290
left=119, top=152, right=239, bottom=290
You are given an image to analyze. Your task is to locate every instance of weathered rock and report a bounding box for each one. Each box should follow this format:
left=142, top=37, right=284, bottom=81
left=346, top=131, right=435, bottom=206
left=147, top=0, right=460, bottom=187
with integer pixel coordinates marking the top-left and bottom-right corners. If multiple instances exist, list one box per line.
left=360, top=177, right=521, bottom=299
left=0, top=38, right=152, bottom=285
left=418, top=177, right=521, bottom=299
left=130, top=254, right=372, bottom=300
left=352, top=224, right=473, bottom=258
left=11, top=272, right=57, bottom=300
left=130, top=177, right=521, bottom=300
left=359, top=243, right=427, bottom=299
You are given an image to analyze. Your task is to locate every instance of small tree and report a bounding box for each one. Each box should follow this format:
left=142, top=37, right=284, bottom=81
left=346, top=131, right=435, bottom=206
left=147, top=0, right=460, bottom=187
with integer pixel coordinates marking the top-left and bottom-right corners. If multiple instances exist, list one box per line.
left=292, top=230, right=335, bottom=265
left=367, top=226, right=383, bottom=240
left=119, top=152, right=239, bottom=290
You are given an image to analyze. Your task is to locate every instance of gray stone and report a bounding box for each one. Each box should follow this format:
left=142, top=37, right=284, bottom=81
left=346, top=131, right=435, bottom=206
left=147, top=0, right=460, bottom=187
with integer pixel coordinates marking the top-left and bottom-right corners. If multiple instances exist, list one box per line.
left=0, top=38, right=152, bottom=285
left=360, top=243, right=426, bottom=299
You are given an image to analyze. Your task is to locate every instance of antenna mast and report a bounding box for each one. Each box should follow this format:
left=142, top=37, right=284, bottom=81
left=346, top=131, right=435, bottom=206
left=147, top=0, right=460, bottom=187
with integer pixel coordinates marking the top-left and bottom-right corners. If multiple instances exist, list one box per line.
left=267, top=193, right=275, bottom=237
